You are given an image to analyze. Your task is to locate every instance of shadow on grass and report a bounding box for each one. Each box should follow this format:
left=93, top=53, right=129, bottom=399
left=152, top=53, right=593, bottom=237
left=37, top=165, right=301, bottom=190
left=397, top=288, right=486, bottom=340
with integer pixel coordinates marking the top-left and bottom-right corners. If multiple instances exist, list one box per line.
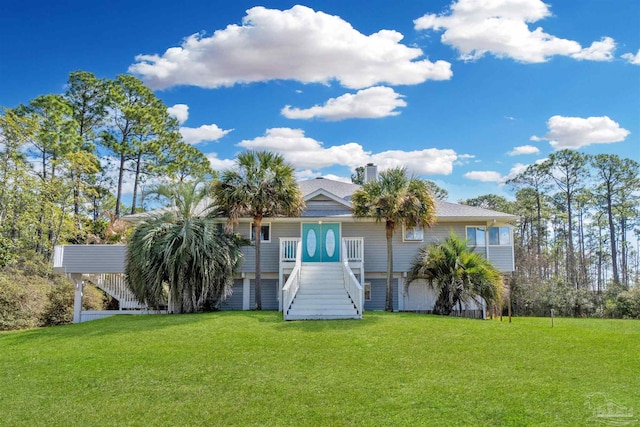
left=0, top=312, right=211, bottom=346
left=1, top=310, right=393, bottom=347
left=274, top=312, right=382, bottom=332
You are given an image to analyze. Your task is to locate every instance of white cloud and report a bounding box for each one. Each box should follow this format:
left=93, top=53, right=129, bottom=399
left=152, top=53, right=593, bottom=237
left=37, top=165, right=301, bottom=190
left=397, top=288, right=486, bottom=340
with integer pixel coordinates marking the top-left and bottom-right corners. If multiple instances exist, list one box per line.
left=532, top=115, right=630, bottom=149
left=167, top=104, right=189, bottom=124
left=463, top=163, right=530, bottom=183
left=129, top=5, right=452, bottom=90
left=322, top=174, right=353, bottom=183
left=370, top=149, right=457, bottom=175
left=505, top=162, right=529, bottom=180
left=206, top=153, right=236, bottom=172
left=180, top=124, right=233, bottom=145
left=281, top=86, right=407, bottom=120
left=414, top=0, right=615, bottom=63
left=508, top=145, right=540, bottom=156
left=464, top=170, right=504, bottom=182
left=622, top=49, right=640, bottom=65
left=571, top=37, right=616, bottom=61
left=296, top=169, right=352, bottom=182
left=237, top=127, right=458, bottom=175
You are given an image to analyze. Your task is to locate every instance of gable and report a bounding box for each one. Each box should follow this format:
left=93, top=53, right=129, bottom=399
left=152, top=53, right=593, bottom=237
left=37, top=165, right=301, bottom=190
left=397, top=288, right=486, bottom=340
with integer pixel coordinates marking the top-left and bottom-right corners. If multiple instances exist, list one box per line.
left=303, top=191, right=352, bottom=217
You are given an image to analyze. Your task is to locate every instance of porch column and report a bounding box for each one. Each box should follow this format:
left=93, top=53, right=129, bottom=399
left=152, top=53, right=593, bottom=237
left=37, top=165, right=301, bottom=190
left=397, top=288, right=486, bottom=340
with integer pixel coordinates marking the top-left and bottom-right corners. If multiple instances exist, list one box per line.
left=242, top=275, right=251, bottom=310
left=71, top=273, right=84, bottom=323
left=398, top=275, right=405, bottom=312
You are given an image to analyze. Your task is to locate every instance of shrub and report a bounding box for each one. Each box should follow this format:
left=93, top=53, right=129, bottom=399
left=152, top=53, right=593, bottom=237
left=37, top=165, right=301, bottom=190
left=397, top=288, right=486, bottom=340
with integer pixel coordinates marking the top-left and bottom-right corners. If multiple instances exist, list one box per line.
left=0, top=275, right=50, bottom=330
left=606, top=286, right=640, bottom=319
left=41, top=282, right=106, bottom=326
left=41, top=282, right=75, bottom=326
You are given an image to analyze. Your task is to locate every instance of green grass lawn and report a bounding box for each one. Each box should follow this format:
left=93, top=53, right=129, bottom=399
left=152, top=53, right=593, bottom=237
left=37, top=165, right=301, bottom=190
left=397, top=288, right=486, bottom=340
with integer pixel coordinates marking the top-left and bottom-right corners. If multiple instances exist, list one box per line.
left=1, top=312, right=638, bottom=426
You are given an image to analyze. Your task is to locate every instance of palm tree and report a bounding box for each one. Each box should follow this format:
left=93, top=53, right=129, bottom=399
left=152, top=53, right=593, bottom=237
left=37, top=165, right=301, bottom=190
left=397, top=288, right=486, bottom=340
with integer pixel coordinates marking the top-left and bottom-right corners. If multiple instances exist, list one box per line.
left=214, top=151, right=304, bottom=310
left=352, top=167, right=436, bottom=311
left=407, top=233, right=504, bottom=315
left=125, top=180, right=245, bottom=313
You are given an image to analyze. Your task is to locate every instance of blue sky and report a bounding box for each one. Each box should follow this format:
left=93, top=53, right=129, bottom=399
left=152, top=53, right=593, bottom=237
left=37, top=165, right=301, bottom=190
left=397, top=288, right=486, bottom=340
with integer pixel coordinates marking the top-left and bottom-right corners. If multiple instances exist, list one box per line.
left=1, top=0, right=638, bottom=202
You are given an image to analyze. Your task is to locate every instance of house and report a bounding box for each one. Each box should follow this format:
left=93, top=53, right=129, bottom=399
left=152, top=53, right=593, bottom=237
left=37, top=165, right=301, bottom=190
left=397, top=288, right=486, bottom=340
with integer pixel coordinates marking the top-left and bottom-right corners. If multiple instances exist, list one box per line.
left=53, top=165, right=517, bottom=322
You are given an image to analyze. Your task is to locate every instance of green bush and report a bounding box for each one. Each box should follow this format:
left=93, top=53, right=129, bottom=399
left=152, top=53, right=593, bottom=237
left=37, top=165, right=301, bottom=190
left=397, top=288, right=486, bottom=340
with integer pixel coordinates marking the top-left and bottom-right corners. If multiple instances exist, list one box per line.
left=0, top=275, right=50, bottom=330
left=41, top=282, right=75, bottom=326
left=606, top=286, right=640, bottom=319
left=41, top=282, right=107, bottom=326
left=0, top=259, right=107, bottom=330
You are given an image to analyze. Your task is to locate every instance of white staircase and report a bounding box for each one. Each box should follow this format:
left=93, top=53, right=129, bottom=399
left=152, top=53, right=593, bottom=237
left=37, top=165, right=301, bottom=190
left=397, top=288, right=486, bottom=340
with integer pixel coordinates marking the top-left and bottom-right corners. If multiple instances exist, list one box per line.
left=91, top=273, right=147, bottom=310
left=285, top=263, right=360, bottom=320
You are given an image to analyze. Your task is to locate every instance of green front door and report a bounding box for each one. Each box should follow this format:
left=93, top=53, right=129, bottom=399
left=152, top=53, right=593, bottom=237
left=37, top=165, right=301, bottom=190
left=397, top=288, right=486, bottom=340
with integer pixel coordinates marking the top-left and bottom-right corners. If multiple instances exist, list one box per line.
left=302, top=223, right=340, bottom=262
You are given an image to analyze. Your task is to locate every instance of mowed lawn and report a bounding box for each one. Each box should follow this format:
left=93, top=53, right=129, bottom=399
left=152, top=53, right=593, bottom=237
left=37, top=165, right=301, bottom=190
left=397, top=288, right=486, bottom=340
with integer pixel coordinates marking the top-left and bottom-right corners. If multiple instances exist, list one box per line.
left=1, top=312, right=638, bottom=426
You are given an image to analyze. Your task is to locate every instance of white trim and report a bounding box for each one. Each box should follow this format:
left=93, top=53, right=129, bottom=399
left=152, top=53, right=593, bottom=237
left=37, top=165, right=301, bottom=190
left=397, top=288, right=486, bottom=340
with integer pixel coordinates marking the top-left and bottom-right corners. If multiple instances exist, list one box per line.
left=304, top=188, right=352, bottom=208
left=402, top=225, right=424, bottom=242
left=250, top=222, right=271, bottom=243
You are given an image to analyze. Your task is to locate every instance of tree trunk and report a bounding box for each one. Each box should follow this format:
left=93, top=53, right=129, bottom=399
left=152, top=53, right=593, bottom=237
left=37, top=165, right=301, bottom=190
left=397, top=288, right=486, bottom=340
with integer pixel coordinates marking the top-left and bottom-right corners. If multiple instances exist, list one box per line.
left=254, top=216, right=263, bottom=310
left=115, top=151, right=126, bottom=218
left=620, top=217, right=628, bottom=288
left=385, top=222, right=394, bottom=312
left=536, top=190, right=543, bottom=278
left=130, top=151, right=142, bottom=215
left=606, top=189, right=620, bottom=285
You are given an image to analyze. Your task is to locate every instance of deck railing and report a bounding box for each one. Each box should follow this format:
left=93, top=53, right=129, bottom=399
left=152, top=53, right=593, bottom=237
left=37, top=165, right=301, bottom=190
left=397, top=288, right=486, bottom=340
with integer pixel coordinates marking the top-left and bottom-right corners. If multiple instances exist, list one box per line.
left=281, top=241, right=302, bottom=317
left=342, top=237, right=363, bottom=262
left=280, top=238, right=300, bottom=262
left=341, top=240, right=363, bottom=317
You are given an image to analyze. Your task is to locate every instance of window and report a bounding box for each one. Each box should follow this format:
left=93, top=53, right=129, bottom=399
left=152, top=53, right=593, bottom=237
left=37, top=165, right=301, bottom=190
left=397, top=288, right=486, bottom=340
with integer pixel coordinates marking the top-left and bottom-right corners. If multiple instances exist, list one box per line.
left=364, top=282, right=371, bottom=301
left=467, top=226, right=511, bottom=246
left=489, top=226, right=511, bottom=245
left=466, top=227, right=486, bottom=246
left=250, top=223, right=271, bottom=242
left=403, top=226, right=424, bottom=242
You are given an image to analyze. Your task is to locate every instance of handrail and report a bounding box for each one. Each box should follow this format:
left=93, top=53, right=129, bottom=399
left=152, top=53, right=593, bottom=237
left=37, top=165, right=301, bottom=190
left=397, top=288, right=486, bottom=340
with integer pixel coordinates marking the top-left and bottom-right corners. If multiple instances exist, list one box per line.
left=281, top=241, right=302, bottom=318
left=341, top=239, right=364, bottom=317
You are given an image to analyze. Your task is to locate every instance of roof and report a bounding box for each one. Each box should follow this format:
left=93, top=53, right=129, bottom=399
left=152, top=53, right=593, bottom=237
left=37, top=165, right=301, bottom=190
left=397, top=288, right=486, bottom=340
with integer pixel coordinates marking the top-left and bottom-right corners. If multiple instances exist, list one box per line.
left=299, top=177, right=516, bottom=221
left=434, top=200, right=516, bottom=220
left=124, top=177, right=517, bottom=223
left=298, top=177, right=361, bottom=201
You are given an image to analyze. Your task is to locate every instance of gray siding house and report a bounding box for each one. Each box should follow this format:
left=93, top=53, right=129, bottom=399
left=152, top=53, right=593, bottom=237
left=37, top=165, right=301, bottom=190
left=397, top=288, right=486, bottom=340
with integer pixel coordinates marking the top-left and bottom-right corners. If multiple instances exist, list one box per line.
left=54, top=173, right=517, bottom=322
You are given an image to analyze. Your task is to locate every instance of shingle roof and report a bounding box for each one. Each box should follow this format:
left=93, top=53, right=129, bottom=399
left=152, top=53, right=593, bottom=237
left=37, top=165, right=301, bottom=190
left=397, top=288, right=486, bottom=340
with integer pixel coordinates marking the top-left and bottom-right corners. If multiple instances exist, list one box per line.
left=300, top=177, right=517, bottom=221
left=298, top=178, right=361, bottom=201
left=125, top=177, right=517, bottom=222
left=434, top=200, right=516, bottom=219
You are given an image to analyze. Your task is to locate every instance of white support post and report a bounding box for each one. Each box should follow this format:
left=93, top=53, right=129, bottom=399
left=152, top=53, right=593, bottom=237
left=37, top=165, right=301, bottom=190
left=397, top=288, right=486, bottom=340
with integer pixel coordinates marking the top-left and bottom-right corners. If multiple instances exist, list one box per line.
left=398, top=276, right=405, bottom=312
left=242, top=275, right=251, bottom=310
left=71, top=274, right=84, bottom=323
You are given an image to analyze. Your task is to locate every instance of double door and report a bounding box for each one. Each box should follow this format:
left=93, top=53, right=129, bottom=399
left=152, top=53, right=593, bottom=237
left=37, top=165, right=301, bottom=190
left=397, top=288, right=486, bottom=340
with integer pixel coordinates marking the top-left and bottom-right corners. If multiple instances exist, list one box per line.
left=301, top=223, right=340, bottom=262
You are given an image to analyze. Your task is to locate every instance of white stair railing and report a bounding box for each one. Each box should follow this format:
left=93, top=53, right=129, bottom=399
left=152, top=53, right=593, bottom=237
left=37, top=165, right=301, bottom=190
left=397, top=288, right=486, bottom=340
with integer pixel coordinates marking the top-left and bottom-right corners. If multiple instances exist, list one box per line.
left=341, top=239, right=363, bottom=317
left=93, top=273, right=146, bottom=310
left=281, top=241, right=302, bottom=318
